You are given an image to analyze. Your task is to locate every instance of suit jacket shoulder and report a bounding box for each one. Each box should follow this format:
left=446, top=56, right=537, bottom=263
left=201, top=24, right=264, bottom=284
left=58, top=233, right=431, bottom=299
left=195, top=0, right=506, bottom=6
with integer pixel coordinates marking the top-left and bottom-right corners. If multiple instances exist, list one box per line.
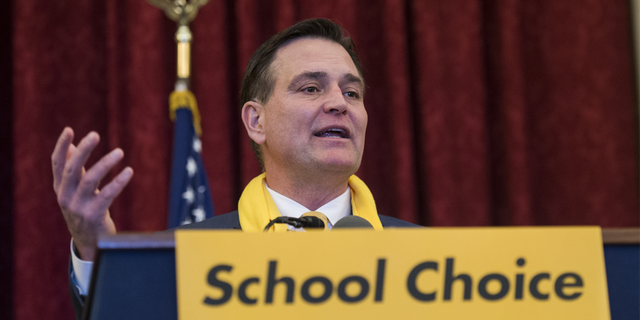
left=378, top=214, right=422, bottom=227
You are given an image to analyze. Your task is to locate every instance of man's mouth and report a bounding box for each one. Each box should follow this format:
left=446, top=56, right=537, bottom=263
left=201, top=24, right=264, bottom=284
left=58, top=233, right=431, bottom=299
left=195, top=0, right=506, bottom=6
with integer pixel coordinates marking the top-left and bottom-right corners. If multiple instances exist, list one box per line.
left=314, top=128, right=349, bottom=138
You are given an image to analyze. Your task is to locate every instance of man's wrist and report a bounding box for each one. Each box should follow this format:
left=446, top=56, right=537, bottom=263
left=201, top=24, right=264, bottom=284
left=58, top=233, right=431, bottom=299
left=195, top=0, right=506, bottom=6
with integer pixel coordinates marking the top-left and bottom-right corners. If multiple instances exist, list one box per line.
left=70, top=239, right=94, bottom=295
left=72, top=239, right=96, bottom=262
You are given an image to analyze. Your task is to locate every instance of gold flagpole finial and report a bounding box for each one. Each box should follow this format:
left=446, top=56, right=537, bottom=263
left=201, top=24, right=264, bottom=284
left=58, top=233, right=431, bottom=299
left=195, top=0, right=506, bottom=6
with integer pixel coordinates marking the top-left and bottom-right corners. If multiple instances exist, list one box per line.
left=147, top=0, right=210, bottom=26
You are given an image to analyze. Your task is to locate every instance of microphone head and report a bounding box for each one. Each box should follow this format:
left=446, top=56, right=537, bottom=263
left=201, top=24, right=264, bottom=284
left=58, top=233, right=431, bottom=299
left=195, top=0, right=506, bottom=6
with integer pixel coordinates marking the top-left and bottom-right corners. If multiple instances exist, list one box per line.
left=332, top=216, right=374, bottom=229
left=300, top=211, right=329, bottom=230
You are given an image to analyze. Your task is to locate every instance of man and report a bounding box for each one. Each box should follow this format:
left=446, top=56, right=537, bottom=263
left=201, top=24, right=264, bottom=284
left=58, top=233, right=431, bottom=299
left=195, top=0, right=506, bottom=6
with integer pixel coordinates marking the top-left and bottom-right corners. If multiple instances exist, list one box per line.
left=52, top=18, right=418, bottom=318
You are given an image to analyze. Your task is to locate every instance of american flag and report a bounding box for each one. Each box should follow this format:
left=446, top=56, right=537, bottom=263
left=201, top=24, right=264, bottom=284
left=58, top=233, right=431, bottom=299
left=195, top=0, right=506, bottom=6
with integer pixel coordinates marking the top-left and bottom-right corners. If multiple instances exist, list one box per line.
left=168, top=104, right=214, bottom=228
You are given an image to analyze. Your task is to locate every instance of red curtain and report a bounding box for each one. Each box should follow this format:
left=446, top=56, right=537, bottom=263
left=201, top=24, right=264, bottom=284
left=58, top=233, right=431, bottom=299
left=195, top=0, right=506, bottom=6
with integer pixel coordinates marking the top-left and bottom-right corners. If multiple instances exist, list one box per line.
left=8, top=0, right=639, bottom=319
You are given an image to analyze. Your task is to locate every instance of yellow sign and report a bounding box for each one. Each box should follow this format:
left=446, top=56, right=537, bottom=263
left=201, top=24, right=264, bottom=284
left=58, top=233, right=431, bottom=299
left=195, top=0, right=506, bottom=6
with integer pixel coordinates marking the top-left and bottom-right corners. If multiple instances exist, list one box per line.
left=175, top=227, right=609, bottom=320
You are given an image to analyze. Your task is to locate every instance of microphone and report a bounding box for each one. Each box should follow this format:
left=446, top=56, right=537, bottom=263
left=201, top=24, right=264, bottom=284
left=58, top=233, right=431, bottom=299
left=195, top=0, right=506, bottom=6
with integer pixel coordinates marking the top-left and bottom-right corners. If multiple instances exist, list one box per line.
left=332, top=216, right=374, bottom=229
left=300, top=211, right=329, bottom=231
left=263, top=217, right=294, bottom=231
left=263, top=211, right=328, bottom=231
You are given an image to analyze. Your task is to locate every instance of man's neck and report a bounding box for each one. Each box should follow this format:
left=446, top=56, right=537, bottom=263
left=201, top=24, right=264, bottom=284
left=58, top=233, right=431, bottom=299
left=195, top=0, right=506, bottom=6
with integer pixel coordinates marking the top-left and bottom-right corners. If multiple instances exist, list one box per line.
left=263, top=170, right=350, bottom=211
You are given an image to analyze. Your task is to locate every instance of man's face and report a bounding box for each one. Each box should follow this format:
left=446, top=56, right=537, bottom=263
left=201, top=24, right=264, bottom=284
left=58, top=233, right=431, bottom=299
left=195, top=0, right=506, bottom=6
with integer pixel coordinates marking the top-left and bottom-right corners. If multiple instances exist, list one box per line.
left=260, top=37, right=367, bottom=178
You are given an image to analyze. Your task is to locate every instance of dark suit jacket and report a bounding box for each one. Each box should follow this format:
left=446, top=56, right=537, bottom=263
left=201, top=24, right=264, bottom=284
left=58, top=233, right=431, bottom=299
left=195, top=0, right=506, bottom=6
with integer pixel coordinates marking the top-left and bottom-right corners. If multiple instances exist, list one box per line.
left=70, top=211, right=420, bottom=319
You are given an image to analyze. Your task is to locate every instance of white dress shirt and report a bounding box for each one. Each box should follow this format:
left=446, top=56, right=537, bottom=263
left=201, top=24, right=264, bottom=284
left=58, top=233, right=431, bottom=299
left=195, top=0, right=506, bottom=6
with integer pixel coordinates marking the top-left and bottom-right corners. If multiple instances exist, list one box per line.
left=265, top=184, right=351, bottom=230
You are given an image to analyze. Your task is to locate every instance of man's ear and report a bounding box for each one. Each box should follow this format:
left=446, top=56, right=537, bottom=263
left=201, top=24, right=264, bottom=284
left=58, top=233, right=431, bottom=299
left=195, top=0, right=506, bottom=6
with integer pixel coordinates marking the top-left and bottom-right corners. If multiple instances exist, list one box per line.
left=241, top=101, right=266, bottom=145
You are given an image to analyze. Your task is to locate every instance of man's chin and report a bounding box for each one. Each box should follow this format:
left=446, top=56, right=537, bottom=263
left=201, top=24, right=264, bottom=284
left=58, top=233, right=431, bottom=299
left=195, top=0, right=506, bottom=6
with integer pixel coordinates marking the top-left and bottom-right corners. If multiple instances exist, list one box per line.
left=313, top=156, right=361, bottom=175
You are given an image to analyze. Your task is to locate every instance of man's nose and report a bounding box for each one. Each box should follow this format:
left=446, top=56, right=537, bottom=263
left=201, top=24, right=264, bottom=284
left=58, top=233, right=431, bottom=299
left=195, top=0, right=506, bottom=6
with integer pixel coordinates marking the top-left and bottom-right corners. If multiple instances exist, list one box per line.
left=323, top=85, right=348, bottom=115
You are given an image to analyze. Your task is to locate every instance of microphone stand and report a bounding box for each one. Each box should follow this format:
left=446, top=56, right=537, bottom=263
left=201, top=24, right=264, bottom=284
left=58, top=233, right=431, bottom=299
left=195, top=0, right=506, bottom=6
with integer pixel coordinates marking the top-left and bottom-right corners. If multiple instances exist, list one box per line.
left=263, top=216, right=325, bottom=231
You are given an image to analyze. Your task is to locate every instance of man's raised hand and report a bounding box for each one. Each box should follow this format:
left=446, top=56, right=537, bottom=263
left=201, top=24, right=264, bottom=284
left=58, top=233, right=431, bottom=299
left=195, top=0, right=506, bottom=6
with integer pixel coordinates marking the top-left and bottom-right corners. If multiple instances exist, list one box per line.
left=52, top=127, right=133, bottom=261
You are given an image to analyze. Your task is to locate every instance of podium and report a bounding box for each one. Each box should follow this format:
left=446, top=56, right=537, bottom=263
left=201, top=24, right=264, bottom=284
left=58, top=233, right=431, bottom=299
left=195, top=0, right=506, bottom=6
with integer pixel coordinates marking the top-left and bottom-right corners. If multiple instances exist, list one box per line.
left=83, top=229, right=639, bottom=320
left=83, top=233, right=177, bottom=320
left=602, top=229, right=640, bottom=320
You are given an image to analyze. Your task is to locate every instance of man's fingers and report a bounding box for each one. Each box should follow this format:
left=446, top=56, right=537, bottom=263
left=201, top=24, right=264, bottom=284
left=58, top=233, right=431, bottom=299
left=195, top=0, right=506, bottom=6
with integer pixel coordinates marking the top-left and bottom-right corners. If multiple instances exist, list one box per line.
left=96, top=167, right=133, bottom=208
left=59, top=132, right=100, bottom=194
left=52, top=127, right=74, bottom=192
left=67, top=145, right=87, bottom=175
left=77, top=149, right=124, bottom=198
left=66, top=143, right=77, bottom=160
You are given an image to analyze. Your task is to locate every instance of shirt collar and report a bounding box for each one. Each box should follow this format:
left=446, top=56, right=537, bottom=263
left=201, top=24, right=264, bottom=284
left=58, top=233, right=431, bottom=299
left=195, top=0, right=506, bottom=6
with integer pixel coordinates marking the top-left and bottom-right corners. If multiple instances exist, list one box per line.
left=265, top=183, right=352, bottom=227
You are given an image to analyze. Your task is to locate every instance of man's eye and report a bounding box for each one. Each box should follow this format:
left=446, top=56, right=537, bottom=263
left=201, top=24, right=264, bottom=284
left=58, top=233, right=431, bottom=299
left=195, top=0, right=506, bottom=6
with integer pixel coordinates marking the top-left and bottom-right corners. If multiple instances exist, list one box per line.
left=303, top=87, right=318, bottom=93
left=344, top=91, right=359, bottom=98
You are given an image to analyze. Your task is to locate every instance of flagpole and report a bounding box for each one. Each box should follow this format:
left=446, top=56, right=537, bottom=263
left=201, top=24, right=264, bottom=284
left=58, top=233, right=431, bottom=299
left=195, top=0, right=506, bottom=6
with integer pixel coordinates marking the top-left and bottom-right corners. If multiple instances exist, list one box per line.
left=148, top=0, right=209, bottom=89
left=148, top=0, right=214, bottom=227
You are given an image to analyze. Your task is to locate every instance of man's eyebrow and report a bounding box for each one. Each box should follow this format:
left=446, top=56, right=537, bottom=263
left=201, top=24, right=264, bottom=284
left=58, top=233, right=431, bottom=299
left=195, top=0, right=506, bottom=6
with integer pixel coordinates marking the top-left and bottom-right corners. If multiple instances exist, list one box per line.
left=342, top=73, right=364, bottom=88
left=287, top=72, right=327, bottom=91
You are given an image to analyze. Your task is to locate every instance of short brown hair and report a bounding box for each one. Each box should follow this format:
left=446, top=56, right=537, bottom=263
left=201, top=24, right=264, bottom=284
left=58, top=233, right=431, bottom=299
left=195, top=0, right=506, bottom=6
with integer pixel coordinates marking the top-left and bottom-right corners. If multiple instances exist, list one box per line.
left=240, top=18, right=365, bottom=171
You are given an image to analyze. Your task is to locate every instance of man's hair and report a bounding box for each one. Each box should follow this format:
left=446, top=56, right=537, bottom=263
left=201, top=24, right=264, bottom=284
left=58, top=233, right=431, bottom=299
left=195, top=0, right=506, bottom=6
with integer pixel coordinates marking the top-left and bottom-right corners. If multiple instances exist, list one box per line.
left=240, top=18, right=365, bottom=171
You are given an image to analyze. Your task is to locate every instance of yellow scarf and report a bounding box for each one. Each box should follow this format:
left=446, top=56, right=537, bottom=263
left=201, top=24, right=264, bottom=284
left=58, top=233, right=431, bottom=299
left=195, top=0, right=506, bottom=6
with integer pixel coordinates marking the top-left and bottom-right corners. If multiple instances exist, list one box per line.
left=238, top=173, right=383, bottom=232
